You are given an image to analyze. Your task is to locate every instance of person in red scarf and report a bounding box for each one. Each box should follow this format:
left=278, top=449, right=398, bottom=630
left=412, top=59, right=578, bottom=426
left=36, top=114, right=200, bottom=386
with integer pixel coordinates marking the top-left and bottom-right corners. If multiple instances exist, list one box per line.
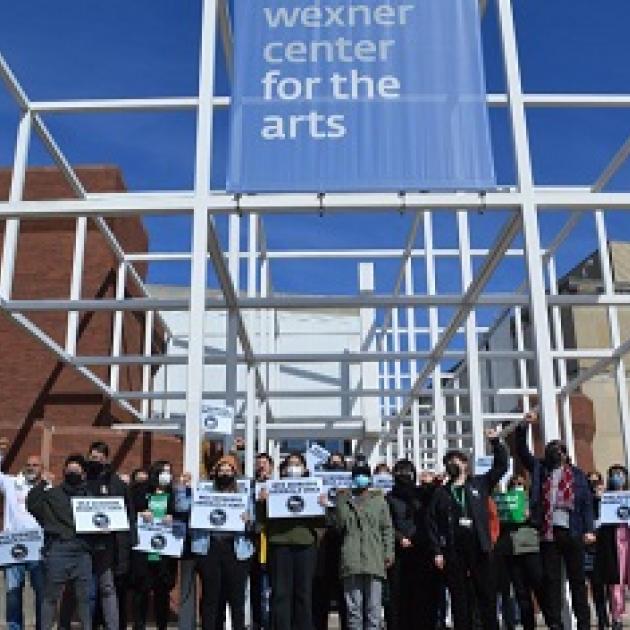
left=515, top=412, right=595, bottom=630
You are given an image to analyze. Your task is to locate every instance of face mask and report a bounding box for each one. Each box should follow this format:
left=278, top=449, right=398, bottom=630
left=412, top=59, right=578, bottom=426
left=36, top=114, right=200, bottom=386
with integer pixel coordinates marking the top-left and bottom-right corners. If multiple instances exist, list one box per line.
left=544, top=448, right=563, bottom=469
left=445, top=462, right=462, bottom=480
left=327, top=462, right=346, bottom=471
left=285, top=465, right=304, bottom=478
left=158, top=471, right=172, bottom=487
left=23, top=469, right=38, bottom=483
left=610, top=474, right=626, bottom=490
left=215, top=474, right=235, bottom=490
left=86, top=460, right=105, bottom=478
left=394, top=473, right=415, bottom=486
left=352, top=474, right=371, bottom=490
left=64, top=471, right=83, bottom=487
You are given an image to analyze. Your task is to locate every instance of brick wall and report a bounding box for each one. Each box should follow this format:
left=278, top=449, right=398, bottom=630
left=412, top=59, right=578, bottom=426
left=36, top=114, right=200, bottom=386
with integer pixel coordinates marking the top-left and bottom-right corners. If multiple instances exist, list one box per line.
left=0, top=166, right=182, bottom=477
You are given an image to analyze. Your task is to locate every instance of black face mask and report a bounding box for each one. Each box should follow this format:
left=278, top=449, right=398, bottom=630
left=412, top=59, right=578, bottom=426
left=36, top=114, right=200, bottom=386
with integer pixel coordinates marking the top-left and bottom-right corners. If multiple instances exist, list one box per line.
left=64, top=471, right=83, bottom=487
left=86, top=460, right=105, bottom=479
left=394, top=473, right=415, bottom=486
left=544, top=448, right=563, bottom=469
left=327, top=463, right=346, bottom=472
left=445, top=462, right=462, bottom=480
left=215, top=474, right=235, bottom=490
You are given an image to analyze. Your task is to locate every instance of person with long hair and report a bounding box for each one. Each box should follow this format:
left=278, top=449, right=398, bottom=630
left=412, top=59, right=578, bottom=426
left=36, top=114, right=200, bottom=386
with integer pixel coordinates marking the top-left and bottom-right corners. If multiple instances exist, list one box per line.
left=595, top=465, right=630, bottom=630
left=260, top=452, right=321, bottom=630
left=129, top=460, right=177, bottom=630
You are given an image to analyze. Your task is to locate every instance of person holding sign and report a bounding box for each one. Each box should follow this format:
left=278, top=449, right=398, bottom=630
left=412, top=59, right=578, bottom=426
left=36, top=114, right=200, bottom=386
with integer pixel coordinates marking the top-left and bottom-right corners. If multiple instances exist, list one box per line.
left=84, top=441, right=130, bottom=630
left=427, top=429, right=508, bottom=630
left=594, top=465, right=630, bottom=630
left=129, top=460, right=178, bottom=630
left=332, top=455, right=394, bottom=630
left=515, top=412, right=595, bottom=630
left=0, top=438, right=46, bottom=630
left=27, top=454, right=93, bottom=630
left=259, top=452, right=323, bottom=630
left=187, top=455, right=253, bottom=630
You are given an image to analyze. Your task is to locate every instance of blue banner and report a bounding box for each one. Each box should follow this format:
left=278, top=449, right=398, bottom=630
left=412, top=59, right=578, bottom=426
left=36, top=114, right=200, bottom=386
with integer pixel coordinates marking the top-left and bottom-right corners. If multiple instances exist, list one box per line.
left=227, top=0, right=495, bottom=193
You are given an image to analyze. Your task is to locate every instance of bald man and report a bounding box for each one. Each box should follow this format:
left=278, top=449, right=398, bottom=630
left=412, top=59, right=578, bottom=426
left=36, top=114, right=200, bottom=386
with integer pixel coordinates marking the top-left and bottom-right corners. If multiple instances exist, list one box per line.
left=0, top=441, right=49, bottom=630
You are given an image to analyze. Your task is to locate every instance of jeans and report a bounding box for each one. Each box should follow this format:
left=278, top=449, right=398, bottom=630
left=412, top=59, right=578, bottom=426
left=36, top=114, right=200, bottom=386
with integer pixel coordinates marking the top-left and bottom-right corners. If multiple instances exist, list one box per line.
left=342, top=575, right=382, bottom=630
left=91, top=550, right=119, bottom=630
left=41, top=540, right=92, bottom=630
left=5, top=562, right=44, bottom=630
left=541, top=527, right=591, bottom=630
left=250, top=562, right=271, bottom=630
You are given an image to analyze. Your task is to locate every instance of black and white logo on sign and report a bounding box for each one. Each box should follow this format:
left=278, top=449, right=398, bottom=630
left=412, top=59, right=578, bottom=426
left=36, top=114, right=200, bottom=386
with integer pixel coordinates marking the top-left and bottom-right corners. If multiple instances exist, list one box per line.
left=10, top=544, right=28, bottom=560
left=617, top=505, right=630, bottom=520
left=204, top=416, right=219, bottom=431
left=150, top=534, right=167, bottom=551
left=92, top=513, right=110, bottom=529
left=327, top=487, right=338, bottom=502
left=209, top=509, right=228, bottom=527
left=286, top=495, right=305, bottom=514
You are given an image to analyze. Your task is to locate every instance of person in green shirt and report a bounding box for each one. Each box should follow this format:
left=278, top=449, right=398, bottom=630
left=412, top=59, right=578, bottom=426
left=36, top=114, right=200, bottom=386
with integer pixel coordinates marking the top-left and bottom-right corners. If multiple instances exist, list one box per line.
left=260, top=452, right=322, bottom=630
left=130, top=460, right=177, bottom=630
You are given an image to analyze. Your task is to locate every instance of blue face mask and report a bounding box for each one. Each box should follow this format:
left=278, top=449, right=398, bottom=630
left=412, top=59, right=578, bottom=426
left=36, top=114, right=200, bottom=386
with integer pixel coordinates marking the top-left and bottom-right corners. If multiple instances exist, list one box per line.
left=353, top=474, right=371, bottom=490
left=610, top=474, right=626, bottom=490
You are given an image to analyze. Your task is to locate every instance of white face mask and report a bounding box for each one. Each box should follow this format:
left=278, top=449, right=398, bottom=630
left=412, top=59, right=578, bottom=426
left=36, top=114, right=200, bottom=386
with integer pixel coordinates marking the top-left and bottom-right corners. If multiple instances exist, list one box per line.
left=285, top=465, right=304, bottom=478
left=158, top=471, right=172, bottom=487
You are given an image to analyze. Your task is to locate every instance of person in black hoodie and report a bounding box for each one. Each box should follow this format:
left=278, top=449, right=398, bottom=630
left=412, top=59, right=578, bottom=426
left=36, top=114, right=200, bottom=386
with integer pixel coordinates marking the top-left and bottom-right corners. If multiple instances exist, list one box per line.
left=313, top=452, right=347, bottom=630
left=427, top=429, right=508, bottom=630
left=386, top=461, right=441, bottom=630
left=27, top=454, right=93, bottom=630
left=85, top=441, right=131, bottom=630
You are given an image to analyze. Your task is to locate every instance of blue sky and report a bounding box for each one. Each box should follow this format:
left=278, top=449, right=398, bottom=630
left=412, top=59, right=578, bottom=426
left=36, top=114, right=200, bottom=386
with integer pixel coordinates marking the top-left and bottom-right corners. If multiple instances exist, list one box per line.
left=1, top=0, right=630, bottom=307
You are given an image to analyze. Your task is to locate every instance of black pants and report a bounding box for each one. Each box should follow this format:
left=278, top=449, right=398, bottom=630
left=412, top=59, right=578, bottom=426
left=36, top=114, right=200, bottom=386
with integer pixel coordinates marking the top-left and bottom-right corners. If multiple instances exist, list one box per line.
left=115, top=573, right=128, bottom=630
left=130, top=552, right=176, bottom=630
left=444, top=544, right=498, bottom=630
left=508, top=553, right=547, bottom=630
left=197, top=537, right=249, bottom=630
left=42, top=540, right=93, bottom=630
left=269, top=544, right=317, bottom=630
left=541, top=528, right=591, bottom=630
left=387, top=550, right=439, bottom=630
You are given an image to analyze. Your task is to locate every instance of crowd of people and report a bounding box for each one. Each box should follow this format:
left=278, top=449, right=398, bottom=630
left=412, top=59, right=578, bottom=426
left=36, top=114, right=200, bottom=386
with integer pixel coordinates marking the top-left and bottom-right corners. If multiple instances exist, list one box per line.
left=0, top=410, right=630, bottom=629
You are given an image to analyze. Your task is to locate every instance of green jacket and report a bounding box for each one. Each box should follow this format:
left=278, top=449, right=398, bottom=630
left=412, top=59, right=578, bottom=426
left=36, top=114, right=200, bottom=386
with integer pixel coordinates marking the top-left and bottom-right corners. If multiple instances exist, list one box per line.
left=334, top=490, right=394, bottom=580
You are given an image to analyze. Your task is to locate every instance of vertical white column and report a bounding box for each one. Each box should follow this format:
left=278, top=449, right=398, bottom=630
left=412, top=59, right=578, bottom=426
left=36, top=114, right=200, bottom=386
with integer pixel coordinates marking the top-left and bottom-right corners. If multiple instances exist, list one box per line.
left=226, top=214, right=240, bottom=410
left=548, top=257, right=575, bottom=461
left=258, top=255, right=270, bottom=451
left=359, top=263, right=381, bottom=466
left=245, top=213, right=258, bottom=477
left=392, top=307, right=404, bottom=458
left=497, top=0, right=559, bottom=442
left=381, top=331, right=394, bottom=467
left=110, top=261, right=126, bottom=391
left=141, top=310, right=154, bottom=419
left=405, top=258, right=421, bottom=471
left=595, top=211, right=630, bottom=470
left=184, top=0, right=218, bottom=478
left=514, top=306, right=533, bottom=448
left=458, top=211, right=484, bottom=458
left=0, top=112, right=31, bottom=300
left=425, top=212, right=445, bottom=468
left=66, top=217, right=87, bottom=355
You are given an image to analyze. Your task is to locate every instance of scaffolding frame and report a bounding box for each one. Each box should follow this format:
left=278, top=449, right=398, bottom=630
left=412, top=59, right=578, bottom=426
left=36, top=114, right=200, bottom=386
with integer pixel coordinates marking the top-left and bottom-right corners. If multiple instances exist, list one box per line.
left=2, top=0, right=630, bottom=478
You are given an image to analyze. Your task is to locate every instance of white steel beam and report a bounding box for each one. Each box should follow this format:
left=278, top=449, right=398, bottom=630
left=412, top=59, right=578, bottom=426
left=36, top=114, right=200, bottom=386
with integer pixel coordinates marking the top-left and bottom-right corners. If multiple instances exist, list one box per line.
left=497, top=0, right=559, bottom=441
left=184, top=0, right=218, bottom=479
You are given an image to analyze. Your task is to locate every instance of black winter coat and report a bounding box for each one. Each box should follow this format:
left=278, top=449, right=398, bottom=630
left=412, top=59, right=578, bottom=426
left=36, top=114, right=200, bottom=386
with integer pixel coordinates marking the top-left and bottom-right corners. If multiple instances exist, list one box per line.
left=86, top=466, right=132, bottom=575
left=427, top=438, right=508, bottom=556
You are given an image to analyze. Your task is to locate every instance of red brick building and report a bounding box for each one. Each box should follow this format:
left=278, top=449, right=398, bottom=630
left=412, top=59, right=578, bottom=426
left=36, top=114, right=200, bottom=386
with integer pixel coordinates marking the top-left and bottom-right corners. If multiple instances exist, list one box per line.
left=0, top=165, right=182, bottom=477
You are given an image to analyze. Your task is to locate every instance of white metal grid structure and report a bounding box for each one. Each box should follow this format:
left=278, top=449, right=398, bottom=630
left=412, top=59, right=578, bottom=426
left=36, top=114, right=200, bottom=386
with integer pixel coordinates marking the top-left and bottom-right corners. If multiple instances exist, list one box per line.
left=2, top=0, right=630, bottom=479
